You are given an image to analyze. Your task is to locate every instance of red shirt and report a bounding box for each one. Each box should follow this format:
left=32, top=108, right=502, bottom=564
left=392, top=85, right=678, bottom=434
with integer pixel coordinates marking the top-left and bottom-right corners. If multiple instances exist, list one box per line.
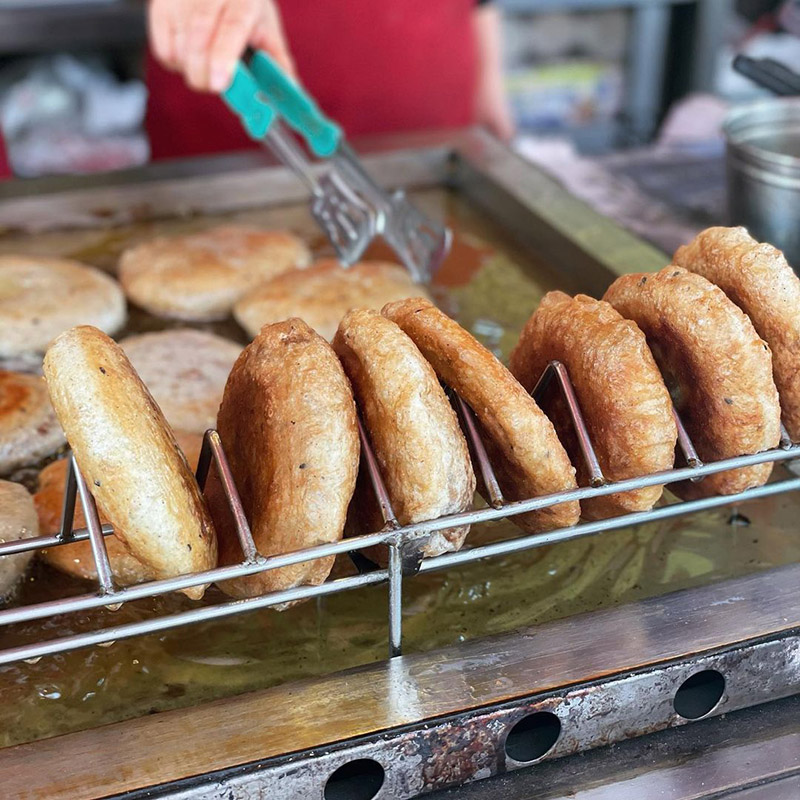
left=146, top=0, right=478, bottom=160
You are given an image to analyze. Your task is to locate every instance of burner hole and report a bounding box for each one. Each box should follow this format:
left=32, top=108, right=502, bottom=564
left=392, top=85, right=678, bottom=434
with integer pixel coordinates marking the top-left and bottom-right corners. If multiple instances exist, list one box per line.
left=324, top=758, right=385, bottom=800
left=504, top=711, right=561, bottom=763
left=674, top=669, right=725, bottom=719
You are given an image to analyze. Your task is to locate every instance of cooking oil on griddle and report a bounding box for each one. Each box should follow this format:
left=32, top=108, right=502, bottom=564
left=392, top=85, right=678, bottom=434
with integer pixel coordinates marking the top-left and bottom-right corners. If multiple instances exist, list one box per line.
left=1, top=190, right=798, bottom=748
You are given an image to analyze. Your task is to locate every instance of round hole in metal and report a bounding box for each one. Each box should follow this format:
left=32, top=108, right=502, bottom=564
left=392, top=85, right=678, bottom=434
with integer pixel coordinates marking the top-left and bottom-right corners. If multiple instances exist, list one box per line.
left=324, top=758, right=385, bottom=800
left=504, top=711, right=561, bottom=763
left=674, top=669, right=725, bottom=719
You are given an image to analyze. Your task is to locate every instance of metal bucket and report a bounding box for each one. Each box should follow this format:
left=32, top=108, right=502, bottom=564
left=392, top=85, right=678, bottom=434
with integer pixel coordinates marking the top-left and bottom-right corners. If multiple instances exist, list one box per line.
left=724, top=98, right=800, bottom=270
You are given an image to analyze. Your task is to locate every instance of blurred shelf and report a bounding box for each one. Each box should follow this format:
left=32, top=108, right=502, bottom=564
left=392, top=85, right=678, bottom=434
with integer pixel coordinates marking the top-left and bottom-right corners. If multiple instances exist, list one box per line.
left=500, top=0, right=732, bottom=144
left=0, top=0, right=145, bottom=53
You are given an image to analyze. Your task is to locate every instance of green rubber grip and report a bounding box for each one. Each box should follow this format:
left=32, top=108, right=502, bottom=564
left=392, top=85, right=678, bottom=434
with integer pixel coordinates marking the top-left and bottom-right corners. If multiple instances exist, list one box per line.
left=249, top=50, right=342, bottom=157
left=222, top=62, right=276, bottom=140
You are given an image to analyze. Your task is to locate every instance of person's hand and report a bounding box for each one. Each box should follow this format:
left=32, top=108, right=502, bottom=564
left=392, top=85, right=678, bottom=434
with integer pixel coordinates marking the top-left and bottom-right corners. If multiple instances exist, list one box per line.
left=149, top=0, right=295, bottom=93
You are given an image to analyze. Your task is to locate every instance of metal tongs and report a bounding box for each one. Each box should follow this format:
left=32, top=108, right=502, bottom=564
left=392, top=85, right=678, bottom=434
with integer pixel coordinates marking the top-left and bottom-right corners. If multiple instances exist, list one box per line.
left=221, top=50, right=451, bottom=282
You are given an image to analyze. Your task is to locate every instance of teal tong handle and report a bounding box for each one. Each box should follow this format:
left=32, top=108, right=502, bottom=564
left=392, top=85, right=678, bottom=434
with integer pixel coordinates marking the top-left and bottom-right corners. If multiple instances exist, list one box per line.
left=249, top=51, right=341, bottom=157
left=221, top=62, right=276, bottom=140
left=222, top=50, right=342, bottom=157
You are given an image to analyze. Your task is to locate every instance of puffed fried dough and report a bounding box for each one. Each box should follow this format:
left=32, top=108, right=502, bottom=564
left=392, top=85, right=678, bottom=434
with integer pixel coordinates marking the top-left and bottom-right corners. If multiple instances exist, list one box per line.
left=35, top=432, right=203, bottom=585
left=0, top=255, right=126, bottom=358
left=233, top=260, right=430, bottom=341
left=0, top=480, right=38, bottom=599
left=603, top=267, right=781, bottom=499
left=121, top=329, right=242, bottom=434
left=674, top=226, right=800, bottom=441
left=333, top=309, right=475, bottom=559
left=509, top=292, right=677, bottom=519
left=42, top=327, right=217, bottom=599
left=383, top=298, right=580, bottom=532
left=0, top=369, right=65, bottom=476
left=118, top=225, right=311, bottom=322
left=208, top=318, right=359, bottom=599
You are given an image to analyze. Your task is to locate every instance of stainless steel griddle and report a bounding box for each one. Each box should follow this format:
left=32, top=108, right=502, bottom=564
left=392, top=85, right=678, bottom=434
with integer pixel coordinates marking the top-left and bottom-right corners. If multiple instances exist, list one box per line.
left=0, top=129, right=797, bottom=800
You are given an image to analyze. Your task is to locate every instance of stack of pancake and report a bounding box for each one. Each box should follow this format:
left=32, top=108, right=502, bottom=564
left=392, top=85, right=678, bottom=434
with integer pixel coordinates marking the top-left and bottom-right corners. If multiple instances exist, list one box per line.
left=0, top=223, right=797, bottom=606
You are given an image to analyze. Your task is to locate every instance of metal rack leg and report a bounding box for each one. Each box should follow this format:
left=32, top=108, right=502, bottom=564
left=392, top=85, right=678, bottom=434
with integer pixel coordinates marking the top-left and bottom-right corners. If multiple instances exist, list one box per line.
left=388, top=542, right=403, bottom=658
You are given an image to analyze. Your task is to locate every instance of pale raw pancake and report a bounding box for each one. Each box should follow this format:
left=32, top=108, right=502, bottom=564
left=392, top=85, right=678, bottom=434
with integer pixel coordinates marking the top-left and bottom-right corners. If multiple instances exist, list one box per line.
left=234, top=260, right=430, bottom=341
left=121, top=330, right=242, bottom=434
left=0, top=480, right=38, bottom=599
left=35, top=432, right=203, bottom=585
left=0, top=369, right=65, bottom=475
left=0, top=255, right=126, bottom=358
left=118, top=225, right=311, bottom=321
left=43, top=326, right=217, bottom=599
left=207, top=318, right=359, bottom=600
left=674, top=226, right=800, bottom=441
left=333, top=309, right=475, bottom=561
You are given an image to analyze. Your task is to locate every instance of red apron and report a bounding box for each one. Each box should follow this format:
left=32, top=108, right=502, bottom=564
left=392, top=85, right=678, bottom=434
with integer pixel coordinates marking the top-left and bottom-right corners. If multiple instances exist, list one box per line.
left=146, top=0, right=478, bottom=160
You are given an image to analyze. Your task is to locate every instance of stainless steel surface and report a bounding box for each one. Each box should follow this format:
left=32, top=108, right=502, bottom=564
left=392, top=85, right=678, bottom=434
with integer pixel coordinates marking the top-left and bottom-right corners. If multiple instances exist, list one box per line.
left=0, top=130, right=797, bottom=800
left=725, top=98, right=800, bottom=269
left=114, top=635, right=800, bottom=799
left=429, top=697, right=800, bottom=800
left=5, top=562, right=800, bottom=800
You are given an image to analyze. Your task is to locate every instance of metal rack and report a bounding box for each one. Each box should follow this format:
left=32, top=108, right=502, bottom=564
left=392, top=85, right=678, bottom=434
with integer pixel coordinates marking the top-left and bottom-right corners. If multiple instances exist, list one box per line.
left=1, top=360, right=798, bottom=667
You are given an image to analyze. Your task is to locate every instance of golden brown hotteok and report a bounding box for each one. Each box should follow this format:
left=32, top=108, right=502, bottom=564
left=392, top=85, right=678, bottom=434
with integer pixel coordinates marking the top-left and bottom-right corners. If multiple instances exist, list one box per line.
left=510, top=291, right=677, bottom=519
left=384, top=297, right=580, bottom=532
left=208, top=318, right=359, bottom=600
left=604, top=266, right=781, bottom=499
left=42, top=326, right=217, bottom=599
left=334, top=308, right=475, bottom=560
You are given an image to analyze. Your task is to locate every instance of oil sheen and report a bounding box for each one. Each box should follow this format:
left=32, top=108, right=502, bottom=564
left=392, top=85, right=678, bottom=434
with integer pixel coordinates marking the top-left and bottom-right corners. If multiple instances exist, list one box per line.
left=1, top=190, right=798, bottom=748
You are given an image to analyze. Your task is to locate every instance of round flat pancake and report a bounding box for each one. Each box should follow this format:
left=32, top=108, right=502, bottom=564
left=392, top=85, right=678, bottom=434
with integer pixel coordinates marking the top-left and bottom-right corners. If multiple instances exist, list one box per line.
left=509, top=292, right=677, bottom=520
left=207, top=318, right=359, bottom=600
left=35, top=432, right=203, bottom=585
left=0, top=255, right=126, bottom=358
left=333, top=308, right=475, bottom=560
left=383, top=297, right=580, bottom=533
left=43, top=326, right=217, bottom=599
left=118, top=225, right=311, bottom=321
left=0, top=369, right=65, bottom=476
left=0, top=480, right=38, bottom=599
left=233, top=259, right=430, bottom=342
left=674, top=226, right=800, bottom=441
left=604, top=266, right=781, bottom=499
left=120, top=330, right=242, bottom=434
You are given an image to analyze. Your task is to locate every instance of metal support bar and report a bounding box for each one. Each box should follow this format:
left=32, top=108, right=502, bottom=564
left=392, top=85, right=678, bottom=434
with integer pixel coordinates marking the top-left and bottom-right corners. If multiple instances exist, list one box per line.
left=356, top=415, right=399, bottom=529
left=453, top=392, right=505, bottom=508
left=2, top=361, right=799, bottom=666
left=72, top=455, right=114, bottom=596
left=532, top=360, right=605, bottom=486
left=203, top=430, right=259, bottom=564
left=58, top=456, right=78, bottom=541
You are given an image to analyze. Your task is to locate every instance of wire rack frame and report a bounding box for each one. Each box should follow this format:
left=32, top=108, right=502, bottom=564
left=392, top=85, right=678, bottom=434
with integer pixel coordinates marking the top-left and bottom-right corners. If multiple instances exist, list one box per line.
left=0, top=360, right=799, bottom=667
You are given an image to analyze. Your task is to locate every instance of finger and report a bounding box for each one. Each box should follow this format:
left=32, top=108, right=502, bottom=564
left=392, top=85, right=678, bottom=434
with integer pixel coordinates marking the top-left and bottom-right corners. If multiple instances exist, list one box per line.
left=251, top=2, right=297, bottom=79
left=184, top=0, right=226, bottom=91
left=148, top=0, right=178, bottom=69
left=207, top=1, right=259, bottom=92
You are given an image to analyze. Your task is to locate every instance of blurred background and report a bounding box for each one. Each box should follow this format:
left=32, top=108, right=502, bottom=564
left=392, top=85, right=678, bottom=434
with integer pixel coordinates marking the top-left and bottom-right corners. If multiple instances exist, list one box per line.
left=0, top=0, right=796, bottom=255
